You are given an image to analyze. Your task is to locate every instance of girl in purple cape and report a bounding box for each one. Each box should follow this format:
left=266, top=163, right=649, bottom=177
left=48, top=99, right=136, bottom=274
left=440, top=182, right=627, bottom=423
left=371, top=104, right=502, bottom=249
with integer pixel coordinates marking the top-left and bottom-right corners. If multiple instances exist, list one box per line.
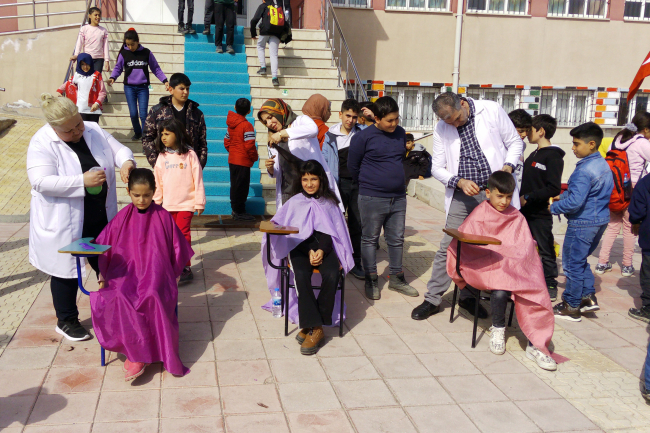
left=90, top=168, right=194, bottom=381
left=262, top=160, right=354, bottom=355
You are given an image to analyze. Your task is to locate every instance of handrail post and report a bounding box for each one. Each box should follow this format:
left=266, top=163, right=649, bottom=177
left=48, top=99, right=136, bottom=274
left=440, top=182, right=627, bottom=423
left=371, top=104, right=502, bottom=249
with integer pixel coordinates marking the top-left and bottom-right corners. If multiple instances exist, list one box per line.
left=32, top=0, right=36, bottom=29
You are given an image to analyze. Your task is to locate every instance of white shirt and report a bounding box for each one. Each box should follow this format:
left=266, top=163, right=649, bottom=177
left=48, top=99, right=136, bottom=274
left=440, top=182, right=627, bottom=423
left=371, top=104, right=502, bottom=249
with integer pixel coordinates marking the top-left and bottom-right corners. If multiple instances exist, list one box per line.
left=431, top=99, right=524, bottom=215
left=73, top=72, right=102, bottom=114
left=27, top=122, right=134, bottom=278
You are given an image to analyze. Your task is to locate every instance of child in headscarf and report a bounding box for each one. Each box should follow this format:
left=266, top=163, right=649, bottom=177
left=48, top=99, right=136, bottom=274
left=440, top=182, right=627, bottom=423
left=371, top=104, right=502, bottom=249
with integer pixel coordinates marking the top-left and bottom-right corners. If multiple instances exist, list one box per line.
left=56, top=53, right=106, bottom=123
left=302, top=94, right=332, bottom=150
left=258, top=98, right=341, bottom=210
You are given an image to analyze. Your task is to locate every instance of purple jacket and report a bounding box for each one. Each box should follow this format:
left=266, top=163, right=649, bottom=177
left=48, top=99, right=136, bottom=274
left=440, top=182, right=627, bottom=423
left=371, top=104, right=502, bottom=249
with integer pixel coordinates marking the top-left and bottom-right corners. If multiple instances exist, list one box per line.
left=110, top=45, right=167, bottom=86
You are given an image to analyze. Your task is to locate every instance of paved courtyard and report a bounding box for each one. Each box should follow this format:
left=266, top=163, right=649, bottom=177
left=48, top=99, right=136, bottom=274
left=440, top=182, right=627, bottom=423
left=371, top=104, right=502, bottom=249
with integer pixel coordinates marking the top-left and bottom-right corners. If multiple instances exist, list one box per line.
left=0, top=114, right=649, bottom=432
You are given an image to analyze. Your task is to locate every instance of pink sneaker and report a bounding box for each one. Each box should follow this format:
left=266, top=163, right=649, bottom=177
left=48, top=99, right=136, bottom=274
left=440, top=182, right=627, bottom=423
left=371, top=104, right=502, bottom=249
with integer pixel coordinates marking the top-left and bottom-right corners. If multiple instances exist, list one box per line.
left=124, top=359, right=149, bottom=382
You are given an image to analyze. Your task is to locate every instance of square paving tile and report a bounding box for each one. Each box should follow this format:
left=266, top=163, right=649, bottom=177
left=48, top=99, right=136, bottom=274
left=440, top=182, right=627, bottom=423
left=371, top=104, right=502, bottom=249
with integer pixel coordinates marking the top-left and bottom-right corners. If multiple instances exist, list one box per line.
left=332, top=379, right=397, bottom=408
left=354, top=334, right=412, bottom=356
left=263, top=338, right=306, bottom=359
left=217, top=360, right=273, bottom=386
left=488, top=373, right=562, bottom=401
left=387, top=377, right=454, bottom=406
left=91, top=420, right=159, bottom=433
left=464, top=351, right=530, bottom=374
left=95, top=390, right=160, bottom=422
left=406, top=405, right=480, bottom=433
left=215, top=339, right=265, bottom=361
left=461, top=401, right=541, bottom=433
left=29, top=391, right=100, bottom=425
left=102, top=363, right=162, bottom=391
left=438, top=375, right=508, bottom=403
left=0, top=394, right=38, bottom=428
left=52, top=345, right=100, bottom=368
left=212, top=318, right=260, bottom=340
left=162, top=361, right=217, bottom=388
left=179, top=340, right=216, bottom=364
left=161, top=417, right=225, bottom=433
left=417, top=352, right=481, bottom=376
left=287, top=410, right=354, bottom=433
left=0, top=369, right=47, bottom=396
left=225, top=413, right=290, bottom=433
left=42, top=367, right=105, bottom=393
left=320, top=356, right=380, bottom=381
left=179, top=322, right=214, bottom=341
left=278, top=382, right=341, bottom=412
left=0, top=346, right=58, bottom=370
left=161, top=386, right=221, bottom=418
left=570, top=329, right=633, bottom=349
left=315, top=333, right=364, bottom=358
left=270, top=357, right=327, bottom=383
left=346, top=317, right=396, bottom=336
left=370, top=354, right=431, bottom=378
left=177, top=306, right=210, bottom=323
left=220, top=384, right=282, bottom=414
left=24, top=424, right=91, bottom=433
left=348, top=407, right=418, bottom=433
left=515, top=399, right=599, bottom=432
left=399, top=332, right=459, bottom=354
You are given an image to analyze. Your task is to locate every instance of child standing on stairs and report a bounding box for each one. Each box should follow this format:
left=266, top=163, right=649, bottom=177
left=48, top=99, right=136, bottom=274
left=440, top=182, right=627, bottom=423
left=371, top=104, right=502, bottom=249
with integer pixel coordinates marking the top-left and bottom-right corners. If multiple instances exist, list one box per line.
left=250, top=0, right=285, bottom=87
left=225, top=98, right=258, bottom=221
left=70, top=6, right=109, bottom=73
left=56, top=53, right=106, bottom=123
left=153, top=119, right=206, bottom=282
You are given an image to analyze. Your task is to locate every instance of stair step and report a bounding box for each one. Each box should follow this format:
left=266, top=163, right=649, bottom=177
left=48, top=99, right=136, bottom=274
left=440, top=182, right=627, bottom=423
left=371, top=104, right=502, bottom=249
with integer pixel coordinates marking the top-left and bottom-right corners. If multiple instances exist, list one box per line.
left=108, top=40, right=184, bottom=51
left=251, top=98, right=346, bottom=111
left=185, top=52, right=247, bottom=62
left=247, top=56, right=335, bottom=69
left=249, top=75, right=341, bottom=88
left=109, top=49, right=183, bottom=63
left=244, top=39, right=328, bottom=50
left=251, top=87, right=345, bottom=100
left=204, top=166, right=260, bottom=183
left=185, top=61, right=248, bottom=73
left=193, top=93, right=255, bottom=107
left=108, top=32, right=185, bottom=44
left=182, top=71, right=250, bottom=85
left=105, top=22, right=179, bottom=33
left=190, top=82, right=251, bottom=94
left=247, top=65, right=338, bottom=77
left=185, top=43, right=246, bottom=54
left=205, top=196, right=266, bottom=216
left=242, top=27, right=327, bottom=41
left=185, top=34, right=246, bottom=45
left=196, top=105, right=255, bottom=118
left=245, top=46, right=333, bottom=59
left=192, top=24, right=247, bottom=35
left=204, top=182, right=263, bottom=197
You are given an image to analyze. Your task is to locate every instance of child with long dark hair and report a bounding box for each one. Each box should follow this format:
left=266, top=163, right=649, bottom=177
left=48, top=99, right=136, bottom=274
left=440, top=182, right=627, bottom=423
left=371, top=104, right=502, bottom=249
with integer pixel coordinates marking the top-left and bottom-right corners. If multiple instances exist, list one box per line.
left=71, top=6, right=109, bottom=73
left=153, top=119, right=205, bottom=282
left=108, top=28, right=169, bottom=140
left=262, top=160, right=354, bottom=355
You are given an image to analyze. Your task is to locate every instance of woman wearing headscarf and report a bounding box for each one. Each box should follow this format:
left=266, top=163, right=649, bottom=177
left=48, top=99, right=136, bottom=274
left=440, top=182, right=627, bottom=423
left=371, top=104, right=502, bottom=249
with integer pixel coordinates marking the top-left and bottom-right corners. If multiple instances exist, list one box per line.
left=258, top=98, right=341, bottom=210
left=56, top=52, right=106, bottom=123
left=302, top=94, right=332, bottom=150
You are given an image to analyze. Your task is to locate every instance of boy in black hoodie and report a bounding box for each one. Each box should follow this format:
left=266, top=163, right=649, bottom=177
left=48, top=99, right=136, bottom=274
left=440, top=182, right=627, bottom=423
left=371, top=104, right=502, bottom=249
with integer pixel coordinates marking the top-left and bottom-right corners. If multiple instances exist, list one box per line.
left=520, top=114, right=565, bottom=301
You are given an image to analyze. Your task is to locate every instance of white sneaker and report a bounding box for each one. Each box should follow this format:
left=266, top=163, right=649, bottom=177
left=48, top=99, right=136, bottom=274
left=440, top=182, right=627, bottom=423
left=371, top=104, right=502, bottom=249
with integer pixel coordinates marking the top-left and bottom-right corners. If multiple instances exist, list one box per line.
left=489, top=326, right=506, bottom=355
left=526, top=343, right=557, bottom=371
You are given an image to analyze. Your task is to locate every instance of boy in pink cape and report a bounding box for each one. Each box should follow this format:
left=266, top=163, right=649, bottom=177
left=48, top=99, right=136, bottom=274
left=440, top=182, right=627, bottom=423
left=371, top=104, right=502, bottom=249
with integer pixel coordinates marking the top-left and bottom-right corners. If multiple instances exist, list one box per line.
left=447, top=171, right=565, bottom=371
left=90, top=168, right=194, bottom=381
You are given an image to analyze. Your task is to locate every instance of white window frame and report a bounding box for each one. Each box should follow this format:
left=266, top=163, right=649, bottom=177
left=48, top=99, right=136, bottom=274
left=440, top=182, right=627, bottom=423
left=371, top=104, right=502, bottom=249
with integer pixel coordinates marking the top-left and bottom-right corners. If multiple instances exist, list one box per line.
left=465, top=88, right=522, bottom=114
left=466, top=0, right=528, bottom=15
left=384, top=86, right=440, bottom=131
left=331, top=0, right=372, bottom=8
left=385, top=0, right=450, bottom=12
left=623, top=0, right=650, bottom=20
left=547, top=0, right=608, bottom=18
left=539, top=90, right=593, bottom=127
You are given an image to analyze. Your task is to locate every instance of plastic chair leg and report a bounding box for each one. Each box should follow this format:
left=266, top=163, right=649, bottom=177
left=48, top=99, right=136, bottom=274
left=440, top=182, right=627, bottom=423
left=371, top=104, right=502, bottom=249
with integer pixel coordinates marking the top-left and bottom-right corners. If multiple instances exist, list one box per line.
left=471, top=289, right=480, bottom=348
left=507, top=300, right=515, bottom=327
left=101, top=347, right=105, bottom=367
left=449, top=285, right=459, bottom=323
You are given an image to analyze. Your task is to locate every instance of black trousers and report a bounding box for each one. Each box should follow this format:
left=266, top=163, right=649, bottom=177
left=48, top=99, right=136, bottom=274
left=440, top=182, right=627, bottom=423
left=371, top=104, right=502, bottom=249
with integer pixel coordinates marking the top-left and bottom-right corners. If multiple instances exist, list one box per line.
left=491, top=290, right=512, bottom=328
left=80, top=113, right=100, bottom=123
left=640, top=253, right=650, bottom=308
left=339, top=177, right=362, bottom=264
left=290, top=248, right=340, bottom=329
left=229, top=163, right=250, bottom=214
left=92, top=58, right=104, bottom=73
left=51, top=257, right=99, bottom=322
left=526, top=216, right=558, bottom=287
left=212, top=3, right=235, bottom=47
left=178, top=0, right=195, bottom=25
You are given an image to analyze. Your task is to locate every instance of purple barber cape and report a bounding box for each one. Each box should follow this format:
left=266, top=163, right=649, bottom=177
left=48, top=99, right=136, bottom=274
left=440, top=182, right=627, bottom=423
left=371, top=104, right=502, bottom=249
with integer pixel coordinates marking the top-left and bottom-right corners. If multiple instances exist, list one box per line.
left=90, top=203, right=194, bottom=376
left=261, top=193, right=354, bottom=325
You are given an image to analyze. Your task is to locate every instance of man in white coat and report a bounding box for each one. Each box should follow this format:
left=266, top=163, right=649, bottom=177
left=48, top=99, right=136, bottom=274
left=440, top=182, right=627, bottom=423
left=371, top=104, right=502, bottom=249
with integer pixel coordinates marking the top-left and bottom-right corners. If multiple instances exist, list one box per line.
left=411, top=92, right=523, bottom=321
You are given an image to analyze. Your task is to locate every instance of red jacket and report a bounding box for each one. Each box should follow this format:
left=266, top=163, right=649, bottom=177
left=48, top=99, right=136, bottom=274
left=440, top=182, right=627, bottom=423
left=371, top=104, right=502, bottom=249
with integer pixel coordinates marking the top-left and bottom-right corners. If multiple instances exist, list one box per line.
left=224, top=111, right=258, bottom=167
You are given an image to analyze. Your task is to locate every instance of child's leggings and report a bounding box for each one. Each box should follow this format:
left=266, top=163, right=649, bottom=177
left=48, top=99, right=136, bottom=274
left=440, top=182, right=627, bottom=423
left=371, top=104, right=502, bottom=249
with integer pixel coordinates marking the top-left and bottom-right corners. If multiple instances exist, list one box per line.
left=257, top=35, right=280, bottom=78
left=598, top=209, right=636, bottom=267
left=170, top=211, right=193, bottom=267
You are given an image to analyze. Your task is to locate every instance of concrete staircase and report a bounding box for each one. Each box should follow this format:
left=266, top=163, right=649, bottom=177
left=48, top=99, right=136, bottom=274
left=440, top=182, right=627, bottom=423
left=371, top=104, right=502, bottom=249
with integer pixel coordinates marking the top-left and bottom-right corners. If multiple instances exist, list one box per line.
left=243, top=28, right=347, bottom=214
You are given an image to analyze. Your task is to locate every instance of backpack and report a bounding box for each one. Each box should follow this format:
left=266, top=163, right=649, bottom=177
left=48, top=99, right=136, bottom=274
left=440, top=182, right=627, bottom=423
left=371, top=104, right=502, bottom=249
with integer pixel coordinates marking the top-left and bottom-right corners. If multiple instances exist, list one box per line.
left=605, top=140, right=633, bottom=212
left=261, top=0, right=286, bottom=36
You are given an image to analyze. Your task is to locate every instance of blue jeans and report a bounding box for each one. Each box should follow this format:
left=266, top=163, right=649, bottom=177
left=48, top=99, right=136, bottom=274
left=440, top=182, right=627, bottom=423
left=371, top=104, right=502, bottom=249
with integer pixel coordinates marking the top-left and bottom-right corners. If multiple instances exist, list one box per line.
left=561, top=224, right=607, bottom=307
left=357, top=195, right=406, bottom=275
left=123, top=84, right=149, bottom=137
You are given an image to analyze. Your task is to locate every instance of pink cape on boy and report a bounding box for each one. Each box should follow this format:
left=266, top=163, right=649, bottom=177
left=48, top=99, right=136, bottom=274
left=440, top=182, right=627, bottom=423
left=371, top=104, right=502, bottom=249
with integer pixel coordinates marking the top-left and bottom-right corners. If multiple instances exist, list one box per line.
left=446, top=201, right=561, bottom=359
left=261, top=193, right=355, bottom=325
left=90, top=203, right=194, bottom=376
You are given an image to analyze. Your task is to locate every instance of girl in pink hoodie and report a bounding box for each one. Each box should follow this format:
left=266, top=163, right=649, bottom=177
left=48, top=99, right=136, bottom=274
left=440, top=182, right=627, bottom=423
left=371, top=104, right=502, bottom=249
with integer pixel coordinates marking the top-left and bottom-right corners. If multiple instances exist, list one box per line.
left=597, top=112, right=650, bottom=277
left=153, top=119, right=206, bottom=282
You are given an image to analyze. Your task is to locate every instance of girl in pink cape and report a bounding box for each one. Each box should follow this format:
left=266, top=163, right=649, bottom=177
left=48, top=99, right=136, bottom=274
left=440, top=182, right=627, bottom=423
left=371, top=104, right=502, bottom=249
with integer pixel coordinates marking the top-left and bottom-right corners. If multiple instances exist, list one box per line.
left=446, top=172, right=566, bottom=371
left=90, top=168, right=194, bottom=381
left=262, top=160, right=354, bottom=355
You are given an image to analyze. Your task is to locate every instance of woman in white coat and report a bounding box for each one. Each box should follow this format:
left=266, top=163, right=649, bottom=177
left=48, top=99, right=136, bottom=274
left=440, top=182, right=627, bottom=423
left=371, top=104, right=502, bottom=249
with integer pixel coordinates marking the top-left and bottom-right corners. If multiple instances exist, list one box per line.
left=27, top=94, right=135, bottom=341
left=258, top=98, right=341, bottom=210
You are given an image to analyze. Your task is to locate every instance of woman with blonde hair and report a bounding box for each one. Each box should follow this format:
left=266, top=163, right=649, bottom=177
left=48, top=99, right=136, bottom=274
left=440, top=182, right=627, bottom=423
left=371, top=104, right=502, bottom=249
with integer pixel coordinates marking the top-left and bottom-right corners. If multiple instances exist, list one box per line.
left=27, top=93, right=135, bottom=341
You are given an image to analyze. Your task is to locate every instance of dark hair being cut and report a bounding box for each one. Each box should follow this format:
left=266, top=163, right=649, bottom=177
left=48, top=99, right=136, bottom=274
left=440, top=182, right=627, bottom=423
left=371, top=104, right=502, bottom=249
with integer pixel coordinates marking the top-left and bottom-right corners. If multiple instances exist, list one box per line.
left=487, top=171, right=516, bottom=195
left=235, top=98, right=251, bottom=116
left=128, top=168, right=156, bottom=191
left=532, top=114, right=557, bottom=139
left=290, top=160, right=340, bottom=205
left=156, top=118, right=192, bottom=155
left=373, top=96, right=400, bottom=120
left=570, top=122, right=604, bottom=146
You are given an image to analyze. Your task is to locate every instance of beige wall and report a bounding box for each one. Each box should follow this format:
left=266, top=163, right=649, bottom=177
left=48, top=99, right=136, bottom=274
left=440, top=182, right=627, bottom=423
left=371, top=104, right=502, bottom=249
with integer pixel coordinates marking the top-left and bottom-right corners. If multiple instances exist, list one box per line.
left=336, top=9, right=650, bottom=88
left=16, top=1, right=86, bottom=31
left=0, top=27, right=80, bottom=108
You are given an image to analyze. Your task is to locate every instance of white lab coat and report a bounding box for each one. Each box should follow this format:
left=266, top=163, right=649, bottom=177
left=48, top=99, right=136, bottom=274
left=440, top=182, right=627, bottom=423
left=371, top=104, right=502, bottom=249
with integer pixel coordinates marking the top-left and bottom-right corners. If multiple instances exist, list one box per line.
left=27, top=121, right=135, bottom=279
left=268, top=115, right=343, bottom=211
left=431, top=99, right=524, bottom=216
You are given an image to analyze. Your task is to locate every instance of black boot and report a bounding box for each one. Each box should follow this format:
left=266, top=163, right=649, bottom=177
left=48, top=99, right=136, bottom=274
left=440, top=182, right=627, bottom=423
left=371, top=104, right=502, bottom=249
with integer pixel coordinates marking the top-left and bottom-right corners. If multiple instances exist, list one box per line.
left=365, top=273, right=380, bottom=300
left=178, top=23, right=187, bottom=34
left=186, top=24, right=196, bottom=34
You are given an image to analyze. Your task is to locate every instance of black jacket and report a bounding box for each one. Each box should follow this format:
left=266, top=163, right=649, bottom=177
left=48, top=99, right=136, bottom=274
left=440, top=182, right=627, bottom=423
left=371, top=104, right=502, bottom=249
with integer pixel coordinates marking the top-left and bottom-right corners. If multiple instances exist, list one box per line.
left=520, top=145, right=565, bottom=218
left=250, top=0, right=292, bottom=39
left=629, top=173, right=650, bottom=252
left=403, top=144, right=432, bottom=183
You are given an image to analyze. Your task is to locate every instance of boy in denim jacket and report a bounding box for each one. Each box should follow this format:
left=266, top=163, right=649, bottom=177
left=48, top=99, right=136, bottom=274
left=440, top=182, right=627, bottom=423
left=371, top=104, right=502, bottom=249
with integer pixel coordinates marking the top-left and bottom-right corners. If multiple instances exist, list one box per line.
left=550, top=122, right=613, bottom=322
